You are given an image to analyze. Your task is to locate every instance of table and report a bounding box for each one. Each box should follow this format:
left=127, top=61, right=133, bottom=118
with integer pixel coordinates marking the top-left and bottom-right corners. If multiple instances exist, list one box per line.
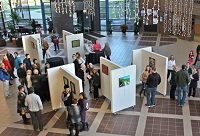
left=47, top=57, right=64, bottom=68
left=88, top=51, right=105, bottom=64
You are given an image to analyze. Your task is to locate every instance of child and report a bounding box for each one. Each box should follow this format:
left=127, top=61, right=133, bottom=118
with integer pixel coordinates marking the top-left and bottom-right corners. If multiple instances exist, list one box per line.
left=188, top=50, right=194, bottom=64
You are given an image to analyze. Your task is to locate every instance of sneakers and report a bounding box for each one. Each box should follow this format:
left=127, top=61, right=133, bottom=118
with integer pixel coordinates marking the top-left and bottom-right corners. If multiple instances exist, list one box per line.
left=5, top=95, right=11, bottom=99
left=145, top=104, right=151, bottom=108
left=151, top=104, right=156, bottom=107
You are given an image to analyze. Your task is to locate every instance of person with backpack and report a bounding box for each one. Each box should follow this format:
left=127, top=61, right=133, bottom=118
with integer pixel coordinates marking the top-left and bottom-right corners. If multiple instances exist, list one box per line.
left=78, top=92, right=89, bottom=131
left=51, top=29, right=59, bottom=51
left=68, top=99, right=81, bottom=136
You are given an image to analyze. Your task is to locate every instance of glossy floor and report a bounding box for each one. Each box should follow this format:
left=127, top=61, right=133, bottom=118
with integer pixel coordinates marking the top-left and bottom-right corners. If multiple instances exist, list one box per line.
left=0, top=32, right=200, bottom=136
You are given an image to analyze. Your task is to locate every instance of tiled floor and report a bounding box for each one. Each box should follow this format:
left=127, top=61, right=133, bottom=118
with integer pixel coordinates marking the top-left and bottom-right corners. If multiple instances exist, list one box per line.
left=0, top=32, right=200, bottom=136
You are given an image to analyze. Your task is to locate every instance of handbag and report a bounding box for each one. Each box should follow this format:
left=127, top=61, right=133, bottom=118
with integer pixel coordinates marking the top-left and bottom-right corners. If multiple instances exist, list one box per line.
left=21, top=106, right=29, bottom=115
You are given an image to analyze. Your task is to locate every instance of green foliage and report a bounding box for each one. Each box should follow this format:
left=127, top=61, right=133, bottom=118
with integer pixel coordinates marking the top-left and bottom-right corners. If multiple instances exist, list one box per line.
left=10, top=11, right=21, bottom=24
left=8, top=22, right=14, bottom=30
left=27, top=20, right=33, bottom=26
left=120, top=24, right=128, bottom=30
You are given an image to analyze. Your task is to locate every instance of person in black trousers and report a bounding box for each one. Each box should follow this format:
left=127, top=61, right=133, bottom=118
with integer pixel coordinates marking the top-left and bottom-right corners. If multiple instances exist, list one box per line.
left=92, top=69, right=100, bottom=100
left=170, top=66, right=178, bottom=100
left=6, top=50, right=17, bottom=79
left=193, top=45, right=200, bottom=65
left=17, top=63, right=27, bottom=86
left=17, top=85, right=30, bottom=125
left=188, top=67, right=199, bottom=97
left=77, top=64, right=85, bottom=92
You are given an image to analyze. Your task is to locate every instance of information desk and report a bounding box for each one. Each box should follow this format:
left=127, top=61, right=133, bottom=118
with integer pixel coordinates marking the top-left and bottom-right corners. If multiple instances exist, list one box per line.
left=47, top=57, right=64, bottom=68
left=88, top=51, right=105, bottom=64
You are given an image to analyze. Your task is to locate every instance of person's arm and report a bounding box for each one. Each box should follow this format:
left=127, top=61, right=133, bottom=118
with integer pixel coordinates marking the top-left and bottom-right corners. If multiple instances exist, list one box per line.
left=158, top=74, right=161, bottom=85
left=37, top=96, right=43, bottom=110
left=25, top=97, right=28, bottom=106
left=85, top=44, right=93, bottom=53
left=186, top=72, right=190, bottom=84
left=146, top=75, right=150, bottom=86
left=61, top=92, right=68, bottom=102
left=193, top=73, right=199, bottom=81
left=80, top=57, right=85, bottom=64
left=0, top=71, right=5, bottom=81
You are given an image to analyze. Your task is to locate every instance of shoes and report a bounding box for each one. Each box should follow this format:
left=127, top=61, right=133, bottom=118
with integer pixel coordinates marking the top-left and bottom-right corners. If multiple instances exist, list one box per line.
left=24, top=122, right=30, bottom=125
left=80, top=128, right=86, bottom=132
left=151, top=104, right=156, bottom=107
left=89, top=91, right=92, bottom=94
left=145, top=104, right=151, bottom=108
left=9, top=82, right=13, bottom=85
left=5, top=95, right=11, bottom=99
left=86, top=123, right=89, bottom=130
left=13, top=76, right=17, bottom=78
left=189, top=96, right=193, bottom=98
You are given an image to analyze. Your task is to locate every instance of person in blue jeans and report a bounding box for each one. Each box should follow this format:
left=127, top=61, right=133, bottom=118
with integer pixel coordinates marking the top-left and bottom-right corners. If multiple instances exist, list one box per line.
left=175, top=65, right=190, bottom=106
left=146, top=67, right=161, bottom=108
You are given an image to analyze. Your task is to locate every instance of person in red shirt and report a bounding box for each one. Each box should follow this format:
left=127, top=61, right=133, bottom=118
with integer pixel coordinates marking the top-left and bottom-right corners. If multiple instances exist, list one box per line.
left=92, top=40, right=101, bottom=51
left=2, top=55, right=13, bottom=85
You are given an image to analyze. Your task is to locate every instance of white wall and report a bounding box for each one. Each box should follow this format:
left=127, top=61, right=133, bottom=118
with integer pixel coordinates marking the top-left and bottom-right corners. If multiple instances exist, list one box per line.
left=47, top=64, right=83, bottom=110
left=22, top=34, right=43, bottom=67
left=100, top=57, right=121, bottom=100
left=132, top=47, right=152, bottom=84
left=47, top=66, right=64, bottom=110
left=142, top=50, right=168, bottom=96
left=110, top=65, right=136, bottom=113
left=60, top=67, right=83, bottom=100
left=63, top=30, right=73, bottom=63
left=66, top=33, right=84, bottom=64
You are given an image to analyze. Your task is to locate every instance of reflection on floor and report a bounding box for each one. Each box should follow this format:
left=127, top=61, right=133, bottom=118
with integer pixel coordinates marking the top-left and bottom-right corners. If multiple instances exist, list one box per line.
left=0, top=32, right=200, bottom=136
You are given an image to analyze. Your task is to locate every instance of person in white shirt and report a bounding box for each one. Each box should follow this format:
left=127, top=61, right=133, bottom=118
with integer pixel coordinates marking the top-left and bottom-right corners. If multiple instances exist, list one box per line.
left=167, top=55, right=176, bottom=80
left=84, top=40, right=93, bottom=67
left=25, top=87, right=43, bottom=131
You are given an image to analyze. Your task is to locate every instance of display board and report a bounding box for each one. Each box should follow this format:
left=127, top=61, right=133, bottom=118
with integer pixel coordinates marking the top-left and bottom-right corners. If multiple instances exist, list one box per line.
left=48, top=63, right=83, bottom=110
left=65, top=33, right=84, bottom=64
left=22, top=34, right=43, bottom=68
left=110, top=65, right=136, bottom=113
left=63, top=30, right=73, bottom=63
left=100, top=57, right=121, bottom=100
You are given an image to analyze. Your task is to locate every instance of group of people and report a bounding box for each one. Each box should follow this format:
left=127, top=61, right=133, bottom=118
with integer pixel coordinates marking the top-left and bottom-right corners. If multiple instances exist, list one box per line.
left=62, top=85, right=89, bottom=136
left=72, top=52, right=100, bottom=100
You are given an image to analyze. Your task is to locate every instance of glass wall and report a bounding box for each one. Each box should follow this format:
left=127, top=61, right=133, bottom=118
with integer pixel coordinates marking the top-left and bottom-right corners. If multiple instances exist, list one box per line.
left=100, top=0, right=138, bottom=31
left=0, top=0, right=51, bottom=30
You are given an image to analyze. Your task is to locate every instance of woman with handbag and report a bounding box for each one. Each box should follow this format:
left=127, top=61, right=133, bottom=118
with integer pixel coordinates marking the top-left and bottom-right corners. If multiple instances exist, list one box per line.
left=17, top=85, right=30, bottom=125
left=139, top=65, right=150, bottom=96
left=86, top=63, right=94, bottom=93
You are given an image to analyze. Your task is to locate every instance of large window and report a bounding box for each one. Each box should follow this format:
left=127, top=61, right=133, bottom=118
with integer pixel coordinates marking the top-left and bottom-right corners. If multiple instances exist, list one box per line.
left=100, top=0, right=138, bottom=31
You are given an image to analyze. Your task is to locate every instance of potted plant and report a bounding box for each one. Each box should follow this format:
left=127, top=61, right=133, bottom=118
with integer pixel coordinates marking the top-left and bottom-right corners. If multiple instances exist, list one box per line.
left=134, top=18, right=142, bottom=35
left=3, top=29, right=7, bottom=37
left=120, top=24, right=128, bottom=34
left=108, top=20, right=113, bottom=34
left=27, top=19, right=32, bottom=26
left=10, top=11, right=21, bottom=25
left=8, top=22, right=16, bottom=42
left=47, top=17, right=53, bottom=33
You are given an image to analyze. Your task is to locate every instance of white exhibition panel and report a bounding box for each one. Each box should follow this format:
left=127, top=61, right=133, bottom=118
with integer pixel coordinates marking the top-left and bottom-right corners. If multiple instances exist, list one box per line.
left=60, top=67, right=83, bottom=100
left=100, top=57, right=121, bottom=100
left=22, top=34, right=43, bottom=67
left=142, top=50, right=168, bottom=96
left=63, top=30, right=73, bottom=62
left=47, top=66, right=63, bottom=110
left=110, top=65, right=136, bottom=113
left=132, top=47, right=152, bottom=84
left=60, top=63, right=76, bottom=75
left=48, top=64, right=83, bottom=110
left=66, top=33, right=84, bottom=64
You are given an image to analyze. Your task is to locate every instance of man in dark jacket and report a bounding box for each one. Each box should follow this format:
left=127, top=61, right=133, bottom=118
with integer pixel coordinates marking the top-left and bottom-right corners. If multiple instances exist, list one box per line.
left=170, top=66, right=178, bottom=100
left=23, top=54, right=32, bottom=70
left=6, top=50, right=17, bottom=78
left=61, top=85, right=74, bottom=126
left=72, top=54, right=80, bottom=76
left=175, top=65, right=190, bottom=106
left=146, top=67, right=161, bottom=108
left=193, top=44, right=200, bottom=65
left=17, top=63, right=27, bottom=86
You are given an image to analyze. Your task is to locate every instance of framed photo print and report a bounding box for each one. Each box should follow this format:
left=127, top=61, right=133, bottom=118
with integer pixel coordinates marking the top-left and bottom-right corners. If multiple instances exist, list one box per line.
left=63, top=76, right=69, bottom=86
left=70, top=81, right=76, bottom=94
left=102, top=64, right=108, bottom=75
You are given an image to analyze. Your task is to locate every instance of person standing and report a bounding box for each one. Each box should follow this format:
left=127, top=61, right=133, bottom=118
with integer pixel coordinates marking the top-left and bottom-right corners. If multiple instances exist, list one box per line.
left=167, top=55, right=176, bottom=80
left=23, top=54, right=32, bottom=70
left=33, top=58, right=41, bottom=71
left=31, top=69, right=43, bottom=101
left=61, top=85, right=74, bottom=127
left=84, top=40, right=93, bottom=67
left=31, top=19, right=36, bottom=34
left=25, top=87, right=43, bottom=131
left=72, top=54, right=80, bottom=76
left=186, top=62, right=192, bottom=76
left=17, top=85, right=30, bottom=125
left=139, top=65, right=150, bottom=96
left=92, top=69, right=100, bottom=100
left=0, top=62, right=11, bottom=99
left=26, top=70, right=32, bottom=88
left=175, top=65, right=190, bottom=107
left=188, top=67, right=199, bottom=98
left=76, top=52, right=85, bottom=65
left=170, top=66, right=178, bottom=100
left=78, top=92, right=89, bottom=131
left=51, top=29, right=59, bottom=51
left=2, top=55, right=13, bottom=85
left=42, top=39, right=49, bottom=61
left=14, top=52, right=21, bottom=70
left=68, top=99, right=81, bottom=136
left=103, top=42, right=111, bottom=60
left=92, top=40, right=101, bottom=51
left=77, top=64, right=85, bottom=92
left=86, top=63, right=94, bottom=94
left=6, top=50, right=17, bottom=79
left=146, top=67, right=161, bottom=107
left=193, top=44, right=200, bottom=65
left=17, top=63, right=27, bottom=86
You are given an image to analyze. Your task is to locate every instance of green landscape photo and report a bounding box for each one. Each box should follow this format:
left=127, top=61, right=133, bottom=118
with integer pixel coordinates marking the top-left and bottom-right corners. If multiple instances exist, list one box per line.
left=119, top=75, right=130, bottom=87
